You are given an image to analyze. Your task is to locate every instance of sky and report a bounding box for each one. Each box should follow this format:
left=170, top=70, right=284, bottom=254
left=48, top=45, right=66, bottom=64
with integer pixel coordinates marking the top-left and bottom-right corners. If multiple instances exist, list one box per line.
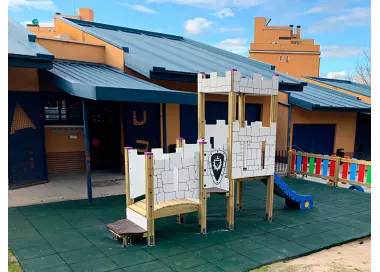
left=8, top=0, right=371, bottom=79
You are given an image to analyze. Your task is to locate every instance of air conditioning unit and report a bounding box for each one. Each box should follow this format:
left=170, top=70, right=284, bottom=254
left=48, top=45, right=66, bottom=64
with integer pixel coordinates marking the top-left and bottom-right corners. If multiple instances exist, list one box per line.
left=54, top=34, right=70, bottom=41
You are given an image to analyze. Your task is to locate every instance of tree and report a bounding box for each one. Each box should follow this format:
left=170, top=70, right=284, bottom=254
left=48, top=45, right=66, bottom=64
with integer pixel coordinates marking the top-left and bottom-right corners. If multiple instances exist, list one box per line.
left=350, top=48, right=371, bottom=86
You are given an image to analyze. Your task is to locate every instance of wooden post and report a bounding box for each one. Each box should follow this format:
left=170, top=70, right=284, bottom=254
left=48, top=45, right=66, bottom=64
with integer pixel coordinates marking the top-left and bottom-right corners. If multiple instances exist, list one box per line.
left=265, top=175, right=274, bottom=222
left=236, top=94, right=245, bottom=211
left=226, top=70, right=236, bottom=230
left=176, top=138, right=185, bottom=224
left=266, top=92, right=278, bottom=222
left=287, top=149, right=293, bottom=177
left=124, top=147, right=133, bottom=208
left=145, top=152, right=155, bottom=246
left=333, top=156, right=341, bottom=188
left=198, top=141, right=207, bottom=234
left=198, top=73, right=206, bottom=140
left=82, top=98, right=92, bottom=206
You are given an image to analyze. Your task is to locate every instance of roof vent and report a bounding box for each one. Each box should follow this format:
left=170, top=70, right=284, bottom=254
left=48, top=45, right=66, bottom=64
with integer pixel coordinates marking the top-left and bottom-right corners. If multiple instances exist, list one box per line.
left=357, top=97, right=361, bottom=100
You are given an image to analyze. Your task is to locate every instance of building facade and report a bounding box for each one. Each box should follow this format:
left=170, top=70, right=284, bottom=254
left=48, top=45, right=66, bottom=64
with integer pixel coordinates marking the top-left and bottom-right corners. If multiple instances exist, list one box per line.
left=249, top=17, right=321, bottom=79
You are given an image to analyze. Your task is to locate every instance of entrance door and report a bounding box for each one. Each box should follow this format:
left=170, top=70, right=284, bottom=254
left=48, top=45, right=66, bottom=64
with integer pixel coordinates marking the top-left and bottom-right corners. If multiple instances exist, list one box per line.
left=292, top=124, right=335, bottom=155
left=124, top=102, right=161, bottom=153
left=8, top=92, right=47, bottom=188
left=354, top=113, right=371, bottom=160
left=88, top=101, right=121, bottom=170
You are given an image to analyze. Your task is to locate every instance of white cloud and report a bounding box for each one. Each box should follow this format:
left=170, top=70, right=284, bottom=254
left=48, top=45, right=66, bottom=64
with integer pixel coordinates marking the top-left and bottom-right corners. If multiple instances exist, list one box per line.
left=307, top=6, right=370, bottom=33
left=321, top=45, right=363, bottom=58
left=212, top=8, right=234, bottom=19
left=326, top=71, right=348, bottom=80
left=215, top=38, right=248, bottom=55
left=146, top=0, right=265, bottom=9
left=184, top=17, right=213, bottom=35
left=21, top=20, right=54, bottom=27
left=219, top=27, right=245, bottom=33
left=116, top=2, right=157, bottom=14
left=8, top=0, right=57, bottom=11
left=302, top=6, right=328, bottom=15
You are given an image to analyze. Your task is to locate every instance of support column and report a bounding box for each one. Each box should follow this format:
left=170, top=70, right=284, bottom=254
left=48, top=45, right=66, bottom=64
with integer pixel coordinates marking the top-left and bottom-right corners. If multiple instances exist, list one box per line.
left=176, top=138, right=185, bottom=224
left=198, top=141, right=207, bottom=234
left=124, top=147, right=133, bottom=208
left=198, top=73, right=206, bottom=140
left=145, top=152, right=155, bottom=246
left=82, top=98, right=92, bottom=206
left=266, top=93, right=278, bottom=222
left=236, top=94, right=245, bottom=211
left=226, top=72, right=236, bottom=230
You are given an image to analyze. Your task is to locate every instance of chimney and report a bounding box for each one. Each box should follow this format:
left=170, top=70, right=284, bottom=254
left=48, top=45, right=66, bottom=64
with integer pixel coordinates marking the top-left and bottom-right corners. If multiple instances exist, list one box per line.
left=296, top=25, right=301, bottom=39
left=78, top=8, right=94, bottom=22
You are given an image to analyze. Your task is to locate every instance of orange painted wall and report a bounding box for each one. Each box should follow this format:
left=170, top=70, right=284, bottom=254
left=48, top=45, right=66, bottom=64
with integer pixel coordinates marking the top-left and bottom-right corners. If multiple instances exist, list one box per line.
left=166, top=104, right=180, bottom=146
left=276, top=92, right=289, bottom=148
left=54, top=18, right=124, bottom=70
left=45, top=127, right=85, bottom=152
left=303, top=78, right=371, bottom=104
left=250, top=17, right=320, bottom=79
left=291, top=106, right=357, bottom=152
left=26, top=25, right=58, bottom=38
left=8, top=67, right=39, bottom=92
left=36, top=37, right=105, bottom=63
left=250, top=52, right=320, bottom=78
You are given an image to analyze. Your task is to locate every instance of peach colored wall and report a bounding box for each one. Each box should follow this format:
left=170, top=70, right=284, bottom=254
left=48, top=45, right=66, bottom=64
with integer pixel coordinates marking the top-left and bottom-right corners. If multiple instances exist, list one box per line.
left=291, top=106, right=357, bottom=152
left=276, top=92, right=289, bottom=148
left=8, top=67, right=39, bottom=92
left=36, top=37, right=105, bottom=63
left=303, top=78, right=371, bottom=104
left=26, top=25, right=58, bottom=38
left=78, top=8, right=94, bottom=21
left=45, top=127, right=85, bottom=152
left=250, top=52, right=320, bottom=78
left=166, top=104, right=180, bottom=146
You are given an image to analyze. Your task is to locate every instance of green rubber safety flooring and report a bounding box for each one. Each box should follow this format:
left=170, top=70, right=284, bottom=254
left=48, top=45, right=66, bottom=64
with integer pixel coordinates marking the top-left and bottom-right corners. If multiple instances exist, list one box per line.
left=9, top=178, right=371, bottom=272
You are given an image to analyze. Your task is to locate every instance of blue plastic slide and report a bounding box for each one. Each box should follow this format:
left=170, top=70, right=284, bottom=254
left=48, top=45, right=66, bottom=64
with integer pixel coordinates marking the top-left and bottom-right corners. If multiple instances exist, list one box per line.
left=262, top=173, right=314, bottom=210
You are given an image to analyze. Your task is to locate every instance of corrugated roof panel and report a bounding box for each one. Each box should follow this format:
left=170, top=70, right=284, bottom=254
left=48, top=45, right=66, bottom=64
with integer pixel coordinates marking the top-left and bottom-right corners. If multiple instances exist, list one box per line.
left=45, top=60, right=197, bottom=105
left=8, top=17, right=54, bottom=60
left=57, top=17, right=305, bottom=86
left=289, top=82, right=371, bottom=112
left=303, top=76, right=371, bottom=98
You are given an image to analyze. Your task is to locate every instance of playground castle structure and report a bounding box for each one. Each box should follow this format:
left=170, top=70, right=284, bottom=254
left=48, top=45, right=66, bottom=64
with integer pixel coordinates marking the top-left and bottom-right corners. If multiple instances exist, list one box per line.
left=107, top=69, right=311, bottom=247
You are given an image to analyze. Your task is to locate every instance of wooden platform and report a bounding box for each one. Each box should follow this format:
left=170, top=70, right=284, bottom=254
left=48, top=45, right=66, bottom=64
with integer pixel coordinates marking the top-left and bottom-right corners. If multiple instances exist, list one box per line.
left=205, top=187, right=229, bottom=194
left=128, top=198, right=200, bottom=219
left=107, top=219, right=146, bottom=235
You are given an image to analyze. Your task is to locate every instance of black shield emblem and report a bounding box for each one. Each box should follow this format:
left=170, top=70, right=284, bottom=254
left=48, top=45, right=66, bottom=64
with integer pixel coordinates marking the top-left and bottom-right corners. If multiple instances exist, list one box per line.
left=209, top=150, right=226, bottom=185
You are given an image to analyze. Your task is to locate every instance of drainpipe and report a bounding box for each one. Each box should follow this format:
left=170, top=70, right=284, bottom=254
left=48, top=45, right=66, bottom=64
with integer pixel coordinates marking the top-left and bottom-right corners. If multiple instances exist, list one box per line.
left=82, top=98, right=93, bottom=206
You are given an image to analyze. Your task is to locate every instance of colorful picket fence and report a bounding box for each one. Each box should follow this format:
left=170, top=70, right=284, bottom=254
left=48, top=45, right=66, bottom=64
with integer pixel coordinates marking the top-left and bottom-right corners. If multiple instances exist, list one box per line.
left=287, top=150, right=371, bottom=188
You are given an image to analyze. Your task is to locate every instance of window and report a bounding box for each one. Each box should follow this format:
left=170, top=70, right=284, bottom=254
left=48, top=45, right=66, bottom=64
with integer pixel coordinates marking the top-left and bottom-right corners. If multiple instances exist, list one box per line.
left=279, top=56, right=283, bottom=62
left=286, top=56, right=290, bottom=62
left=44, top=98, right=82, bottom=123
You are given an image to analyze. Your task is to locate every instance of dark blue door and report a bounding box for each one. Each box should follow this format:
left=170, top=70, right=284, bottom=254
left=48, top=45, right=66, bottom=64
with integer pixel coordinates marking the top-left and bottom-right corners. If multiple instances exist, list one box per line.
left=8, top=92, right=47, bottom=188
left=292, top=124, right=335, bottom=155
left=124, top=102, right=161, bottom=153
left=354, top=113, right=371, bottom=160
left=180, top=102, right=262, bottom=144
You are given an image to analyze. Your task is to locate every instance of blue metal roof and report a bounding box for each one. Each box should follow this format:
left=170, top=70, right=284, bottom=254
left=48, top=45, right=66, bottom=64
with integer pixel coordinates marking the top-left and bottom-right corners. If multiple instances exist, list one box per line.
left=289, top=82, right=371, bottom=112
left=8, top=17, right=54, bottom=68
left=55, top=16, right=306, bottom=91
left=303, top=76, right=371, bottom=98
left=42, top=60, right=197, bottom=105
